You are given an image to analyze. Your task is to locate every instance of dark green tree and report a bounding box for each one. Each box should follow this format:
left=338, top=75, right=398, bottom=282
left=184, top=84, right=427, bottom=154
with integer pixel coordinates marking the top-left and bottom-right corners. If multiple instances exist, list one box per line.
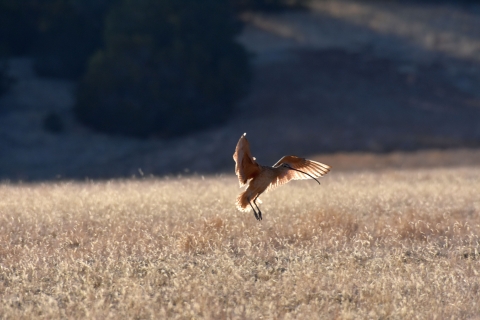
left=33, top=0, right=118, bottom=78
left=0, top=0, right=40, bottom=55
left=75, top=0, right=251, bottom=138
left=0, top=0, right=117, bottom=78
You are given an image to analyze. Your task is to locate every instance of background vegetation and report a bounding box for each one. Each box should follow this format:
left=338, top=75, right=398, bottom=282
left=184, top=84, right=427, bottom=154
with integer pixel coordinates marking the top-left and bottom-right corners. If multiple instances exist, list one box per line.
left=0, top=0, right=303, bottom=137
left=75, top=0, right=250, bottom=137
left=1, top=168, right=479, bottom=318
left=0, top=0, right=116, bottom=78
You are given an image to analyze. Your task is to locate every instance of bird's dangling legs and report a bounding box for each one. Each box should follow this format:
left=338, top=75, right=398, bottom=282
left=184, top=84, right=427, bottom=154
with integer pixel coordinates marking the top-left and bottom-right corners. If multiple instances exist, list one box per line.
left=253, top=194, right=263, bottom=220
left=248, top=197, right=261, bottom=221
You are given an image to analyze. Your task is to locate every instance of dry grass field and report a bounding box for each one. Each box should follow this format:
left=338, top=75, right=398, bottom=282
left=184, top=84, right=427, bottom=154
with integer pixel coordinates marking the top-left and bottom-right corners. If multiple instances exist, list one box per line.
left=1, top=166, right=480, bottom=319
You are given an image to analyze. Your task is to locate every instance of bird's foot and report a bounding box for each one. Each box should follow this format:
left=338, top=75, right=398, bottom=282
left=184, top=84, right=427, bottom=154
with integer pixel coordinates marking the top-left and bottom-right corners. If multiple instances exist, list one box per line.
left=258, top=211, right=262, bottom=220
left=254, top=211, right=261, bottom=221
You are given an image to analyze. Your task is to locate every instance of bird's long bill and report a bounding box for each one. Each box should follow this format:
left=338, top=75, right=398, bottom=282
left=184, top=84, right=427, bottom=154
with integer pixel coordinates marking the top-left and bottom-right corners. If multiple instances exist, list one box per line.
left=288, top=167, right=321, bottom=185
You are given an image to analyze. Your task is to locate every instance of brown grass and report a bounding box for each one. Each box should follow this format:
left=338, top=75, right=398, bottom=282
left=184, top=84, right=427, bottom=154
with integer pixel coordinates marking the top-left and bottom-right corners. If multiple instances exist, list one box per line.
left=1, top=168, right=480, bottom=319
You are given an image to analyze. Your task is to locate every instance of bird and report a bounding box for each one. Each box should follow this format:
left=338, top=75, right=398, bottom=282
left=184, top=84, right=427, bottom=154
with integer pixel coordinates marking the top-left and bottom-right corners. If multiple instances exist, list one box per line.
left=233, top=133, right=331, bottom=221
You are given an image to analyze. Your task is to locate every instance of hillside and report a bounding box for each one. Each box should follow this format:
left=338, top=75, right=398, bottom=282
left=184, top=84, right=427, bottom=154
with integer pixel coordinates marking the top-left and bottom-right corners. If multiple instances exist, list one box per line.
left=1, top=0, right=480, bottom=180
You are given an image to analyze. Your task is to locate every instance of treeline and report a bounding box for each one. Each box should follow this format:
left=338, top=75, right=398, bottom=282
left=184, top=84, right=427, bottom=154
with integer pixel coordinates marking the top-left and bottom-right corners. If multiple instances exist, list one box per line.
left=0, top=0, right=305, bottom=137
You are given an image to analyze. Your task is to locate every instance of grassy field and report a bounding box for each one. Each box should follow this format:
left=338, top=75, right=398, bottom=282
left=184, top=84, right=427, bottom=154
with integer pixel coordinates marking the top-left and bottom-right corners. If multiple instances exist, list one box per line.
left=1, top=167, right=480, bottom=319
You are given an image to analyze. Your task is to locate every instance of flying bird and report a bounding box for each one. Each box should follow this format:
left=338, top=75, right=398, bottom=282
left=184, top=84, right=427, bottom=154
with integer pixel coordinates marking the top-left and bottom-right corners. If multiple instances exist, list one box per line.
left=233, top=133, right=331, bottom=221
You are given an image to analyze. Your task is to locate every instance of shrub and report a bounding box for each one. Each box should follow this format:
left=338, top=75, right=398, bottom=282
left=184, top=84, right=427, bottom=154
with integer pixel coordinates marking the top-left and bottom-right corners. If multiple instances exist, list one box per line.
left=75, top=0, right=251, bottom=138
left=43, top=112, right=65, bottom=134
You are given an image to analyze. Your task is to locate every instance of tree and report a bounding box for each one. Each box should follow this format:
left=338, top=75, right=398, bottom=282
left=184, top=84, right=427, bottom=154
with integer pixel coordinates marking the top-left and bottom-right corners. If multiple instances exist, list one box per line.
left=75, top=0, right=251, bottom=138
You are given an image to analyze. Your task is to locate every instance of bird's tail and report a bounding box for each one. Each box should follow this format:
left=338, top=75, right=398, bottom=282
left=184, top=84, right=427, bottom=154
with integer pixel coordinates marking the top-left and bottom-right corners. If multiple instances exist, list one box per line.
left=236, top=191, right=251, bottom=212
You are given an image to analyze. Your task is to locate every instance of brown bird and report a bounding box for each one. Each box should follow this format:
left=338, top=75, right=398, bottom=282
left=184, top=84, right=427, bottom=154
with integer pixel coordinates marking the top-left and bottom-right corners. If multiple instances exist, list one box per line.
left=233, top=133, right=331, bottom=220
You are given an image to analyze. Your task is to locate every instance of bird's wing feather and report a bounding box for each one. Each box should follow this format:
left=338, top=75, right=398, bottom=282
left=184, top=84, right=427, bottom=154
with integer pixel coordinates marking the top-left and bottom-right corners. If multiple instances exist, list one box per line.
left=233, top=133, right=261, bottom=187
left=267, top=155, right=331, bottom=191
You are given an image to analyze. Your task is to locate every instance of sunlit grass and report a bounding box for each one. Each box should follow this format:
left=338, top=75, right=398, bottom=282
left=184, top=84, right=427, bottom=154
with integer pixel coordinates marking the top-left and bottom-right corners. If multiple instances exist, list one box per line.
left=1, top=168, right=480, bottom=319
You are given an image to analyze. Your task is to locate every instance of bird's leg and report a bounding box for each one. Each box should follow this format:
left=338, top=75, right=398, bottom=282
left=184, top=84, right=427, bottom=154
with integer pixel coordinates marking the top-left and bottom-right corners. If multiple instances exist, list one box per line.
left=248, top=197, right=260, bottom=221
left=253, top=194, right=262, bottom=220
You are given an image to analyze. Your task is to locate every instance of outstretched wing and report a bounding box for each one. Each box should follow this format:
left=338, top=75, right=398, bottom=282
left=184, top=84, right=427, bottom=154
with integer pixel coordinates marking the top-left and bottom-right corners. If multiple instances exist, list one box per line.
left=268, top=155, right=331, bottom=191
left=233, top=133, right=261, bottom=187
